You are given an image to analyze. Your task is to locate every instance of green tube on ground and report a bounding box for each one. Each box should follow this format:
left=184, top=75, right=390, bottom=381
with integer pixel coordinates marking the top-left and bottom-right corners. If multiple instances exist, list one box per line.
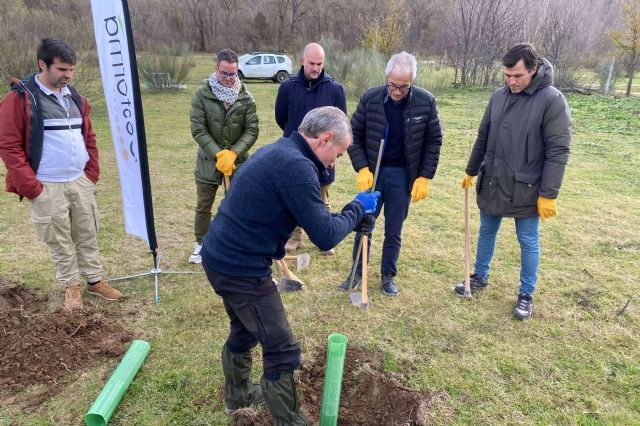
left=319, top=333, right=348, bottom=426
left=85, top=340, right=151, bottom=426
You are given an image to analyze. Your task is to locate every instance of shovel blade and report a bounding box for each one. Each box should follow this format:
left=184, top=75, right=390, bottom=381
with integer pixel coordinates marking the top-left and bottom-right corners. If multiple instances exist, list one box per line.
left=277, top=278, right=305, bottom=292
left=296, top=253, right=310, bottom=271
left=349, top=291, right=370, bottom=309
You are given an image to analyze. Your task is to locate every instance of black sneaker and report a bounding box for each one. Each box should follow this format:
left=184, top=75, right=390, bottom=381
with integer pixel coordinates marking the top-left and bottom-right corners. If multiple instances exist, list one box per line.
left=339, top=274, right=361, bottom=292
left=513, top=294, right=533, bottom=320
left=381, top=275, right=399, bottom=297
left=453, top=274, right=489, bottom=296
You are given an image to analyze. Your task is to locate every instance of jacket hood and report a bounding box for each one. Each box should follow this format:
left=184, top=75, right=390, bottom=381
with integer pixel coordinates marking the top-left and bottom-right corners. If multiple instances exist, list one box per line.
left=9, top=73, right=37, bottom=94
left=524, top=58, right=554, bottom=95
left=12, top=73, right=84, bottom=112
left=296, top=66, right=334, bottom=86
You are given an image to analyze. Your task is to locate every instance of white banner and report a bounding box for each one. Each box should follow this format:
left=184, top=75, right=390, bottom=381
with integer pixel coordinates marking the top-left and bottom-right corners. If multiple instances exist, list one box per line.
left=90, top=0, right=156, bottom=250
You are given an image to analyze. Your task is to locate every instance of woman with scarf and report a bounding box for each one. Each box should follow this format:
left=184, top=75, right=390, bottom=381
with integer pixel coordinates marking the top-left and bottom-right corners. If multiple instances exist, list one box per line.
left=188, top=49, right=259, bottom=264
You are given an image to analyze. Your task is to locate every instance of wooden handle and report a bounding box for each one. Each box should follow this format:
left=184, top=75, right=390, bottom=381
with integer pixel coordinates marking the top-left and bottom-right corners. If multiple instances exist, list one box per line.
left=279, top=258, right=292, bottom=278
left=464, top=187, right=471, bottom=294
left=279, top=259, right=305, bottom=285
left=361, top=235, right=368, bottom=305
left=273, top=259, right=285, bottom=278
left=371, top=138, right=385, bottom=191
left=224, top=175, right=231, bottom=191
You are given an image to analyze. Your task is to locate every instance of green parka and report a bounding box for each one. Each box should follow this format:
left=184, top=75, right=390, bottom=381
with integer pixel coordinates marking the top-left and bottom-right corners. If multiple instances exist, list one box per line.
left=190, top=80, right=259, bottom=185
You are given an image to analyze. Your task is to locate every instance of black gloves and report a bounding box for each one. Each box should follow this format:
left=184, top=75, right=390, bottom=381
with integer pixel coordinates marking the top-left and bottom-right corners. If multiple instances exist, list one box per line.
left=355, top=214, right=376, bottom=236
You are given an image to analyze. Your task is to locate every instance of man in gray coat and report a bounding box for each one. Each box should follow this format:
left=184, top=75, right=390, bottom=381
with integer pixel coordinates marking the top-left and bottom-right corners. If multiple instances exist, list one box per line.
left=454, top=43, right=571, bottom=320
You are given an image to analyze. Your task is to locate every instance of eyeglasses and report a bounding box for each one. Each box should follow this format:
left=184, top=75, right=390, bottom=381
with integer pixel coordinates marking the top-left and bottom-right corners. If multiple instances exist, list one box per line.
left=218, top=70, right=238, bottom=79
left=387, top=82, right=411, bottom=94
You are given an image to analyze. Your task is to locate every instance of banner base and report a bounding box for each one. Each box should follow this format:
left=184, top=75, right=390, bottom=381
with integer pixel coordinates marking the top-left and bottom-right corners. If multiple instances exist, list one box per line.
left=110, top=255, right=203, bottom=303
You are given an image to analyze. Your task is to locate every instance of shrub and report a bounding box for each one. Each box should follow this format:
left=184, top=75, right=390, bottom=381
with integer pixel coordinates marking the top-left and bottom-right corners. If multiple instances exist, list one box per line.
left=0, top=5, right=99, bottom=97
left=321, top=39, right=386, bottom=99
left=138, top=46, right=195, bottom=90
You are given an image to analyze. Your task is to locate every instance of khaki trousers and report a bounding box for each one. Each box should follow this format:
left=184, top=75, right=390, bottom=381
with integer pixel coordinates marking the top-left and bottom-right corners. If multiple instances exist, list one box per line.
left=194, top=180, right=220, bottom=244
left=29, top=174, right=103, bottom=285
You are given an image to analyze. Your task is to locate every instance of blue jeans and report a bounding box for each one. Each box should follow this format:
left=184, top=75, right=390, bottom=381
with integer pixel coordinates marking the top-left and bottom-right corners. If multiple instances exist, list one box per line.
left=352, top=167, right=411, bottom=277
left=474, top=211, right=540, bottom=296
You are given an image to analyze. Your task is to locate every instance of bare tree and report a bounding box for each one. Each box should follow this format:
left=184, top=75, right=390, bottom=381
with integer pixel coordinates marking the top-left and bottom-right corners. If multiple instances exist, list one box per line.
left=440, top=0, right=520, bottom=86
left=180, top=0, right=217, bottom=51
left=404, top=0, right=441, bottom=53
left=611, top=0, right=640, bottom=96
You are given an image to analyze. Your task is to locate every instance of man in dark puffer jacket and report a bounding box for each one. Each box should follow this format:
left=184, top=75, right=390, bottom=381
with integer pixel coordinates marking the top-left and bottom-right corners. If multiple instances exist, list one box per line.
left=341, top=51, right=443, bottom=297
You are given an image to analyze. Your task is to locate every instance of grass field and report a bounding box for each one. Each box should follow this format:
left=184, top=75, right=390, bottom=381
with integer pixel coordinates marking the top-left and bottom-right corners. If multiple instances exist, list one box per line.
left=1, top=54, right=639, bottom=425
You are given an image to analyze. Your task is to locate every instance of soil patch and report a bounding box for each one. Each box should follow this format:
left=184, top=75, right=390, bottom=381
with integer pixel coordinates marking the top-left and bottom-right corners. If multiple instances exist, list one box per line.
left=0, top=278, right=135, bottom=411
left=233, top=345, right=450, bottom=425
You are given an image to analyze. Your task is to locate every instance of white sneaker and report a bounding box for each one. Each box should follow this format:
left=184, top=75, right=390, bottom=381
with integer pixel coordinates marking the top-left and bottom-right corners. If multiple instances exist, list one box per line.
left=189, top=243, right=203, bottom=264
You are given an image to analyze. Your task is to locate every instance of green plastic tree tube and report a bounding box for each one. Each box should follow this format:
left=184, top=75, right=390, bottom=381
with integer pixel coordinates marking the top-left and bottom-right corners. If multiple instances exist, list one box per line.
left=319, top=333, right=348, bottom=426
left=85, top=340, right=151, bottom=426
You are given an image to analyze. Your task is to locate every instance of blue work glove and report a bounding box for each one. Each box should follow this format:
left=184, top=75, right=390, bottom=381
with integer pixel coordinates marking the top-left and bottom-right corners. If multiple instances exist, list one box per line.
left=355, top=214, right=376, bottom=236
left=353, top=190, right=381, bottom=215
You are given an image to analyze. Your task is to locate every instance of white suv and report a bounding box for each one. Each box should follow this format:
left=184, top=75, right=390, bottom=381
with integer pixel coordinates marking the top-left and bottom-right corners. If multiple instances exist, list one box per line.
left=238, top=52, right=294, bottom=83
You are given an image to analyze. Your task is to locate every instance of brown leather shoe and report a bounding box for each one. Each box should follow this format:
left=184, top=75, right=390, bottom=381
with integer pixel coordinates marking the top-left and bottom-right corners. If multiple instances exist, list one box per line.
left=285, top=227, right=303, bottom=252
left=87, top=279, right=124, bottom=301
left=64, top=283, right=83, bottom=311
left=319, top=248, right=336, bottom=256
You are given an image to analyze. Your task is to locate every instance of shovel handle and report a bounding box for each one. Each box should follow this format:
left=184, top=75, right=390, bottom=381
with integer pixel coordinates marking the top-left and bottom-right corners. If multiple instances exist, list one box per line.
left=464, top=187, right=471, bottom=296
left=370, top=139, right=385, bottom=191
left=224, top=175, right=231, bottom=191
left=279, top=259, right=306, bottom=287
left=273, top=259, right=285, bottom=278
left=361, top=235, right=368, bottom=306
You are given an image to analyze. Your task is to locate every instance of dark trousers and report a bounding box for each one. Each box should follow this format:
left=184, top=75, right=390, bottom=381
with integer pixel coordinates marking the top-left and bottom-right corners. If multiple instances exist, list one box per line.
left=203, top=264, right=301, bottom=375
left=352, top=166, right=411, bottom=277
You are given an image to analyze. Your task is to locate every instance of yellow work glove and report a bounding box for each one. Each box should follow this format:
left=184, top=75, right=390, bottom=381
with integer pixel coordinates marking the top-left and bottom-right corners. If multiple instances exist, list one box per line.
left=537, top=196, right=557, bottom=221
left=461, top=173, right=476, bottom=189
left=356, top=167, right=374, bottom=192
left=215, top=149, right=238, bottom=177
left=411, top=177, right=431, bottom=203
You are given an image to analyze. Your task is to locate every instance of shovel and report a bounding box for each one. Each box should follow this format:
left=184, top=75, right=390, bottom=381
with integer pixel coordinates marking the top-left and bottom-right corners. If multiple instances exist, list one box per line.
left=346, top=138, right=385, bottom=308
left=274, top=259, right=306, bottom=292
left=349, top=234, right=369, bottom=309
left=283, top=253, right=310, bottom=271
left=462, top=187, right=472, bottom=299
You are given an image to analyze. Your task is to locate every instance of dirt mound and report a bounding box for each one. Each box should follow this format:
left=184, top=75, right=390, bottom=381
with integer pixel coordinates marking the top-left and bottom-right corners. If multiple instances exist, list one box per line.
left=0, top=278, right=40, bottom=313
left=233, top=345, right=450, bottom=425
left=0, top=279, right=134, bottom=410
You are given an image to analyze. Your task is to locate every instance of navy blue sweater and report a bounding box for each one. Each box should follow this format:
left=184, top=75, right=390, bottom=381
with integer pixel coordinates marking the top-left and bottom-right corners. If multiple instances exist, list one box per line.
left=382, top=97, right=407, bottom=167
left=201, top=132, right=365, bottom=278
left=275, top=68, right=347, bottom=186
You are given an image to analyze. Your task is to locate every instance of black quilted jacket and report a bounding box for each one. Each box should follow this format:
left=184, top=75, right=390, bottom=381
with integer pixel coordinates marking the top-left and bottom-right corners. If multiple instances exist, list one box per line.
left=348, top=85, right=443, bottom=190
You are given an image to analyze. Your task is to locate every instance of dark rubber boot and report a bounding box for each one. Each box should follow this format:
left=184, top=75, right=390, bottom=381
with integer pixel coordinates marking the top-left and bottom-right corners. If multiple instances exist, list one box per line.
left=261, top=372, right=309, bottom=425
left=221, top=345, right=264, bottom=414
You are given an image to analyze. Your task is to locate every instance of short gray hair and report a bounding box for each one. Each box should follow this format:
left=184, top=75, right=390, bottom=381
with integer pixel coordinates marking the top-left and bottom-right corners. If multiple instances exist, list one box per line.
left=385, top=52, right=417, bottom=81
left=298, top=106, right=352, bottom=145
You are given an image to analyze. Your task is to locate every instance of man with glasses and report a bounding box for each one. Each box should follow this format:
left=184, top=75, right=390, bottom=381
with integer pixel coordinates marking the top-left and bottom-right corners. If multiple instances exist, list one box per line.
left=454, top=43, right=571, bottom=320
left=188, top=48, right=259, bottom=264
left=340, top=51, right=443, bottom=296
left=275, top=42, right=347, bottom=255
